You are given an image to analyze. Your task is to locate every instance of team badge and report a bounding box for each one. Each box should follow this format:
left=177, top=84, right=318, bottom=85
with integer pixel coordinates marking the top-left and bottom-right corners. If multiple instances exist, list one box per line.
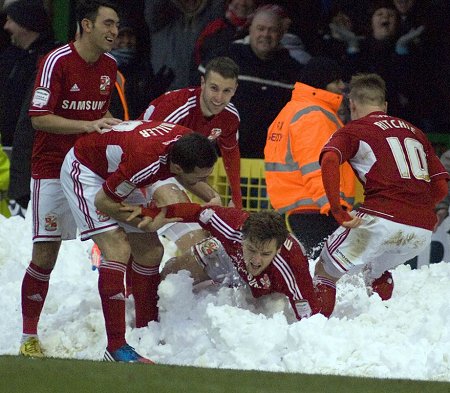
left=208, top=128, right=222, bottom=141
left=199, top=237, right=220, bottom=256
left=44, top=213, right=58, bottom=232
left=100, top=75, right=111, bottom=94
left=96, top=210, right=110, bottom=222
left=260, top=274, right=271, bottom=289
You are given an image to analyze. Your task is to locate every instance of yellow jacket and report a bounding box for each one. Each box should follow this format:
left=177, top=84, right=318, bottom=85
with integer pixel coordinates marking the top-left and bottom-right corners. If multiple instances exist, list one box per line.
left=264, top=82, right=355, bottom=215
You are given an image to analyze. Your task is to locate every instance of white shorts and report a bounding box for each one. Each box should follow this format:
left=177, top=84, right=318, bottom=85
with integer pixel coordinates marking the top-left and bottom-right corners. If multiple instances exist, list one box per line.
left=60, top=148, right=150, bottom=241
left=321, top=212, right=432, bottom=279
left=147, top=177, right=202, bottom=241
left=30, top=178, right=77, bottom=242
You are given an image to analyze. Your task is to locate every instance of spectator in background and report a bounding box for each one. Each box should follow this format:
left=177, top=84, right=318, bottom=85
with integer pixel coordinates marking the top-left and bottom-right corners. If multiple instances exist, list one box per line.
left=109, top=20, right=156, bottom=120
left=264, top=56, right=355, bottom=259
left=1, top=0, right=59, bottom=217
left=194, top=0, right=256, bottom=66
left=335, top=0, right=427, bottom=126
left=144, top=0, right=225, bottom=90
left=217, top=4, right=303, bottom=158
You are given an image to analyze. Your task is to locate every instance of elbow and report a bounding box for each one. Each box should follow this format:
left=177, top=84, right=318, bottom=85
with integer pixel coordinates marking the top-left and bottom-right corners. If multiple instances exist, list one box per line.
left=30, top=116, right=43, bottom=130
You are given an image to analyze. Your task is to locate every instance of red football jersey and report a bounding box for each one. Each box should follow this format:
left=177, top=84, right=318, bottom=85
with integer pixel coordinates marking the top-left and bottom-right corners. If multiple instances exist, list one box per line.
left=139, top=87, right=242, bottom=206
left=165, top=204, right=320, bottom=320
left=321, top=111, right=449, bottom=230
left=73, top=120, right=192, bottom=202
left=29, top=42, right=117, bottom=178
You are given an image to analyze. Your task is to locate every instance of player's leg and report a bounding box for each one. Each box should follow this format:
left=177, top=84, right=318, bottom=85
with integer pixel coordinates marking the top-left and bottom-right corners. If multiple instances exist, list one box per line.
left=362, top=218, right=432, bottom=302
left=20, top=178, right=75, bottom=357
left=127, top=231, right=164, bottom=328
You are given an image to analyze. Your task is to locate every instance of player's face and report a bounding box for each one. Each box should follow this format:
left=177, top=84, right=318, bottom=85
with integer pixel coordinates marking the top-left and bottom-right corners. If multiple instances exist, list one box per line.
left=175, top=166, right=213, bottom=187
left=249, top=12, right=283, bottom=60
left=200, top=72, right=237, bottom=117
left=242, top=238, right=279, bottom=276
left=371, top=8, right=397, bottom=40
left=88, top=6, right=120, bottom=53
left=4, top=17, right=28, bottom=49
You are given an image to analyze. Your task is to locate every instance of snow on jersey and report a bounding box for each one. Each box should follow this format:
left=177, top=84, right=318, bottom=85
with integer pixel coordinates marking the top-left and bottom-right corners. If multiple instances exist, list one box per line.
left=176, top=204, right=319, bottom=320
left=29, top=42, right=117, bottom=178
left=73, top=120, right=192, bottom=202
left=321, top=111, right=449, bottom=230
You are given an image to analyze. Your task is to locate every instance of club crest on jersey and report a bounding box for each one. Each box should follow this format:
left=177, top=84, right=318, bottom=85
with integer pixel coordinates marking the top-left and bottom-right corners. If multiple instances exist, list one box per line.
left=208, top=128, right=222, bottom=141
left=96, top=210, right=110, bottom=222
left=44, top=213, right=58, bottom=232
left=260, top=274, right=271, bottom=289
left=199, top=237, right=220, bottom=256
left=100, top=75, right=111, bottom=94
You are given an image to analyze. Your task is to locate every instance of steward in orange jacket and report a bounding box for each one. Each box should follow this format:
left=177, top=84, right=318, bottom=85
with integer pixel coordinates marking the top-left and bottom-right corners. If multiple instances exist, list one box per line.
left=264, top=57, right=356, bottom=258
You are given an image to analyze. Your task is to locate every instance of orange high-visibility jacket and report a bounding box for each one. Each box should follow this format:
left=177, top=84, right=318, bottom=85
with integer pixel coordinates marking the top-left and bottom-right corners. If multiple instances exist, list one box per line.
left=264, top=82, right=355, bottom=215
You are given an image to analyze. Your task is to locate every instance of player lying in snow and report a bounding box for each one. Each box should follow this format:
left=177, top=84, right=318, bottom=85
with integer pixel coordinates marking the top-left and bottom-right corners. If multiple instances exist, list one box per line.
left=122, top=202, right=325, bottom=321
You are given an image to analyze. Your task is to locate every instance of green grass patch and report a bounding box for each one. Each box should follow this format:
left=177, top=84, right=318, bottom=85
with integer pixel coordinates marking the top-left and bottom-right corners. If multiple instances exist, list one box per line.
left=1, top=355, right=449, bottom=393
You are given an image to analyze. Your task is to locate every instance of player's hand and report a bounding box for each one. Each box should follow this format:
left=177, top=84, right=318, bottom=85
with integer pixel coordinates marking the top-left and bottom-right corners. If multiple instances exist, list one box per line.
left=204, top=194, right=222, bottom=206
left=433, top=207, right=449, bottom=232
left=332, top=209, right=362, bottom=228
left=120, top=203, right=143, bottom=222
left=137, top=207, right=182, bottom=232
left=86, top=117, right=122, bottom=134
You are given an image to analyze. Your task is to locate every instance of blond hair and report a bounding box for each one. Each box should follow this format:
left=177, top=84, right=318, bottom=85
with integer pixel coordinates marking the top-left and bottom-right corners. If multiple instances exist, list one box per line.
left=349, top=73, right=386, bottom=106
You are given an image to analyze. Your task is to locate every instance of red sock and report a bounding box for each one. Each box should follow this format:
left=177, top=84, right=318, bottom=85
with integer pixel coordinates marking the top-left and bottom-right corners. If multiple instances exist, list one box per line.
left=21, top=262, right=52, bottom=335
left=370, top=271, right=394, bottom=301
left=98, top=260, right=127, bottom=352
left=131, top=261, right=160, bottom=328
left=314, top=276, right=337, bottom=318
left=125, top=258, right=133, bottom=298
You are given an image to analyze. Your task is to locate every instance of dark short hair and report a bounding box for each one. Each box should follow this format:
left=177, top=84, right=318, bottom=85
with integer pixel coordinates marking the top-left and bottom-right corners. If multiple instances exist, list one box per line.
left=169, top=133, right=218, bottom=173
left=204, top=56, right=239, bottom=81
left=242, top=211, right=288, bottom=249
left=76, top=0, right=120, bottom=30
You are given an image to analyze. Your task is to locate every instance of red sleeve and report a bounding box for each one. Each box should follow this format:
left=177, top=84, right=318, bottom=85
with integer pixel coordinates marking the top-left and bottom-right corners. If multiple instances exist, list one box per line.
left=142, top=203, right=203, bottom=222
left=431, top=177, right=449, bottom=205
left=220, top=144, right=242, bottom=208
left=321, top=151, right=353, bottom=225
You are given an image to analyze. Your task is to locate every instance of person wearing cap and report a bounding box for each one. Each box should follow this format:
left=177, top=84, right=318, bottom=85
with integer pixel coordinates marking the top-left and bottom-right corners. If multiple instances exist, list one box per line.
left=264, top=56, right=356, bottom=259
left=0, top=0, right=59, bottom=217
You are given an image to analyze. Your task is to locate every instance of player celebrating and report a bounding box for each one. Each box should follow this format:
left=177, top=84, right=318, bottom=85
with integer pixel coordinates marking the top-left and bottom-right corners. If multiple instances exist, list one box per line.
left=125, top=203, right=322, bottom=321
left=138, top=56, right=241, bottom=256
left=19, top=0, right=121, bottom=359
left=313, top=73, right=449, bottom=317
left=60, top=120, right=218, bottom=363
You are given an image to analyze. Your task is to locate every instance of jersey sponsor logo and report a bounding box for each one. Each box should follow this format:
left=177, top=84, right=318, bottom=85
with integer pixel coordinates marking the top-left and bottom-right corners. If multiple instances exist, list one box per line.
left=100, top=75, right=111, bottom=94
left=70, top=83, right=80, bottom=92
left=61, top=100, right=106, bottom=111
left=96, top=210, right=110, bottom=222
left=208, top=128, right=222, bottom=141
left=44, top=213, right=58, bottom=232
left=114, top=180, right=135, bottom=198
left=32, top=88, right=50, bottom=108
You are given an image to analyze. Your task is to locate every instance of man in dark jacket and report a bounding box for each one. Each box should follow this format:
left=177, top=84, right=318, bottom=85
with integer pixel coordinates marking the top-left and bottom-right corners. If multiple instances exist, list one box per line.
left=1, top=0, right=59, bottom=216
